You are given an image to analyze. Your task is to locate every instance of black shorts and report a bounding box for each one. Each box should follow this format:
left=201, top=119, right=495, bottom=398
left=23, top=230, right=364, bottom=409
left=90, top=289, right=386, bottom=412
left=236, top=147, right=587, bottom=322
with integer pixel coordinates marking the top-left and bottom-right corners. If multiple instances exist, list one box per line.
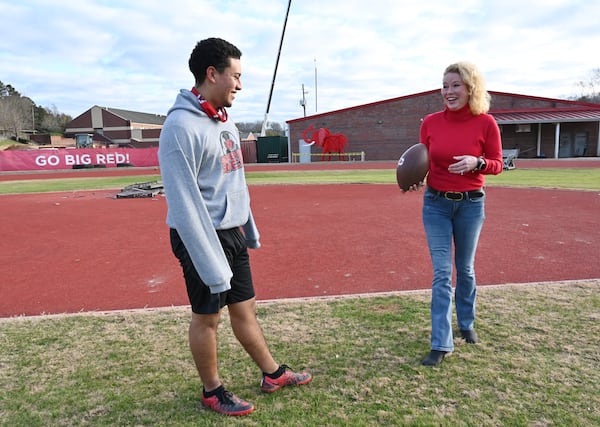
left=169, top=228, right=255, bottom=314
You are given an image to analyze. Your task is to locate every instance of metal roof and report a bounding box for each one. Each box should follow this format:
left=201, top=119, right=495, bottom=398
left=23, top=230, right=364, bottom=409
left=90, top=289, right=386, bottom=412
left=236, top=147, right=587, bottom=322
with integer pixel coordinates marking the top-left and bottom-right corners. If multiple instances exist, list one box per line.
left=101, top=106, right=166, bottom=125
left=491, top=109, right=600, bottom=124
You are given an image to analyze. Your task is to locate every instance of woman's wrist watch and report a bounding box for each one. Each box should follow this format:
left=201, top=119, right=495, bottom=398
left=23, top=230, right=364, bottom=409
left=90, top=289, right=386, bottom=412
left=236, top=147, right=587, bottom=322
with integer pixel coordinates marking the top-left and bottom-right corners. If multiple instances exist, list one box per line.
left=475, top=157, right=486, bottom=171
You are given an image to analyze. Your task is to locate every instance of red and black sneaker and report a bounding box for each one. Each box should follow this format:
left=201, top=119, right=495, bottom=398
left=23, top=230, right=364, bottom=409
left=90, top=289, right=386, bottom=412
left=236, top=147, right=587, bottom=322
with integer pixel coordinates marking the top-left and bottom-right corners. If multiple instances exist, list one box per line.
left=260, top=364, right=312, bottom=393
left=201, top=387, right=254, bottom=416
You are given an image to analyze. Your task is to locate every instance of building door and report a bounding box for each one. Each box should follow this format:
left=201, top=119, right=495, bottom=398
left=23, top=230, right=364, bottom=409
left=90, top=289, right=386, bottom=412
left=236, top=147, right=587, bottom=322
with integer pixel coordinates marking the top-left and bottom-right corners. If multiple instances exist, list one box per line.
left=559, top=133, right=573, bottom=158
left=574, top=132, right=588, bottom=156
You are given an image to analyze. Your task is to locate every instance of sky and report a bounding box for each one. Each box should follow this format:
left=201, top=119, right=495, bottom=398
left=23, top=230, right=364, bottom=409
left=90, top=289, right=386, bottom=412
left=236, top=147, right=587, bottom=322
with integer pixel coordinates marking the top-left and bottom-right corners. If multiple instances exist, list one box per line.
left=2, top=0, right=599, bottom=128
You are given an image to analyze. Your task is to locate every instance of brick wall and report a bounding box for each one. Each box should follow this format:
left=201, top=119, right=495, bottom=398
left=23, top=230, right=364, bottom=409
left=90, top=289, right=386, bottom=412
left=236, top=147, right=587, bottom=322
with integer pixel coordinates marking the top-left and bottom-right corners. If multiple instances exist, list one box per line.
left=289, top=90, right=443, bottom=161
left=288, top=90, right=600, bottom=161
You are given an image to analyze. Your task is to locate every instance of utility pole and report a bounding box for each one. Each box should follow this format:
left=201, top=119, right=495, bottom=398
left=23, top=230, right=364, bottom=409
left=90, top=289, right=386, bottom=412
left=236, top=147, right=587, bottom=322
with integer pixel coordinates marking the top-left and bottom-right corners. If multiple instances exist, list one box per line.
left=314, top=58, right=318, bottom=113
left=261, top=0, right=292, bottom=136
left=300, top=84, right=307, bottom=117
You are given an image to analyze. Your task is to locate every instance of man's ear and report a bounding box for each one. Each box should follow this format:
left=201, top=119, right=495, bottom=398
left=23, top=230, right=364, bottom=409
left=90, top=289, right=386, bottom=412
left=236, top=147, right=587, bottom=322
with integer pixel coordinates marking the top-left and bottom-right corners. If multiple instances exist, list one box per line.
left=206, top=66, right=218, bottom=83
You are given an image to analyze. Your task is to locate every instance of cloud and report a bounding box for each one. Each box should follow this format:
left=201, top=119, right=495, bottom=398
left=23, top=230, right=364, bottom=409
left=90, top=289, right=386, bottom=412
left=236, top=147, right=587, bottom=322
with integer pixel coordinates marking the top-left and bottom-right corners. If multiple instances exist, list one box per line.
left=2, top=0, right=599, bottom=127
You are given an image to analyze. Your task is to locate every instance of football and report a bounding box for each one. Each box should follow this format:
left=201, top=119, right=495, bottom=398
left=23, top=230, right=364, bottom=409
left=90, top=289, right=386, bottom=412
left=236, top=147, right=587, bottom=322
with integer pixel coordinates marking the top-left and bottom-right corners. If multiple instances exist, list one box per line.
left=396, top=143, right=429, bottom=192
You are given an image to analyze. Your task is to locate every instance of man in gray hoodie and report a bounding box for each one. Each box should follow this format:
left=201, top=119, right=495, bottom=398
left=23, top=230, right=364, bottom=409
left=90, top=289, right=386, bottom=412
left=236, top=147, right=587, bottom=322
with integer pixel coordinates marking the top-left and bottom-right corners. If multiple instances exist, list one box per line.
left=158, top=38, right=311, bottom=417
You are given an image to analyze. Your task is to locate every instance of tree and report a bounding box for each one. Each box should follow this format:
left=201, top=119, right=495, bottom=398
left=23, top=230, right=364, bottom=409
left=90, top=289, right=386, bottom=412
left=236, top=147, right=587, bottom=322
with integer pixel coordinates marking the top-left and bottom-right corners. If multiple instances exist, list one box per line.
left=0, top=81, right=20, bottom=97
left=268, top=121, right=285, bottom=135
left=0, top=81, right=33, bottom=139
left=574, top=68, right=600, bottom=103
left=0, top=95, right=33, bottom=139
left=41, top=104, right=71, bottom=134
left=0, top=80, right=72, bottom=139
left=236, top=120, right=285, bottom=136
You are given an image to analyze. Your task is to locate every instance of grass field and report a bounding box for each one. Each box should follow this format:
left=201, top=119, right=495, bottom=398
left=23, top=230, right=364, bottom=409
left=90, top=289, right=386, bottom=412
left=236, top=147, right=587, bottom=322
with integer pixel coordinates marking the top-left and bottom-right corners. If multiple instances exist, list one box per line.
left=1, top=167, right=600, bottom=194
left=2, top=281, right=599, bottom=426
left=2, top=167, right=599, bottom=425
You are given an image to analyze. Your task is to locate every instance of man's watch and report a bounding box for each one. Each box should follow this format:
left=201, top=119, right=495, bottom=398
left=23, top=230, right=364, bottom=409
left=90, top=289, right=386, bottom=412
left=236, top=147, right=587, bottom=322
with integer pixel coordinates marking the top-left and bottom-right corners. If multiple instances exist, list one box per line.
left=475, top=157, right=486, bottom=171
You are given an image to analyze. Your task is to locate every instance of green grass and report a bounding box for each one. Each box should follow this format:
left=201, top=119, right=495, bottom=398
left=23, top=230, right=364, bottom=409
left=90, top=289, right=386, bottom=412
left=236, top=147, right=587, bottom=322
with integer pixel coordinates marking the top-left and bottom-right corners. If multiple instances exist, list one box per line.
left=0, top=175, right=162, bottom=194
left=2, top=281, right=599, bottom=426
left=485, top=168, right=600, bottom=190
left=247, top=169, right=395, bottom=185
left=0, top=139, right=29, bottom=150
left=1, top=167, right=599, bottom=194
left=1, top=139, right=18, bottom=148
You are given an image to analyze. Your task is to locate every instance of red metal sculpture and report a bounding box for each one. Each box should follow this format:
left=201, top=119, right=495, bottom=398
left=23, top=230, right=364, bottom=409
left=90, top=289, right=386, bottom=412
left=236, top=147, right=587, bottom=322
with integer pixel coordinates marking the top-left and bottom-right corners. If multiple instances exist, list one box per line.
left=302, top=126, right=349, bottom=161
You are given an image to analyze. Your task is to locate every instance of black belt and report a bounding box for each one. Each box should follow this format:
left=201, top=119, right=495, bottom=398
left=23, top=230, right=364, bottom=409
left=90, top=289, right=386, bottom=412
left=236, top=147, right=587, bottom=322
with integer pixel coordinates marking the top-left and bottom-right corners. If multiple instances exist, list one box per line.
left=427, top=187, right=484, bottom=201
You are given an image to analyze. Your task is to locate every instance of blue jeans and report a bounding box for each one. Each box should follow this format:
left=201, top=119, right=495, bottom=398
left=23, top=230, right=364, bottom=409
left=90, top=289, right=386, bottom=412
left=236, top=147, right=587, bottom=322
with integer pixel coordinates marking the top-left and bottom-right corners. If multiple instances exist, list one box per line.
left=422, top=188, right=485, bottom=352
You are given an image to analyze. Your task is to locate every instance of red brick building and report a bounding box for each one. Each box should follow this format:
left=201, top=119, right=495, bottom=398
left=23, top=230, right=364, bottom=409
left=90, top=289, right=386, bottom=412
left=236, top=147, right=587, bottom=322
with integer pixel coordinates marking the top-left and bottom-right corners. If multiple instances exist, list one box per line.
left=287, top=90, right=600, bottom=161
left=64, top=106, right=165, bottom=148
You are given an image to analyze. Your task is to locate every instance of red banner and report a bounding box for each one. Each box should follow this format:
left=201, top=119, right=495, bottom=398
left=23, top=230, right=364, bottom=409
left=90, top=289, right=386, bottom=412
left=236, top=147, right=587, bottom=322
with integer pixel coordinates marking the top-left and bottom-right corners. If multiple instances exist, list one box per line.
left=0, top=148, right=159, bottom=171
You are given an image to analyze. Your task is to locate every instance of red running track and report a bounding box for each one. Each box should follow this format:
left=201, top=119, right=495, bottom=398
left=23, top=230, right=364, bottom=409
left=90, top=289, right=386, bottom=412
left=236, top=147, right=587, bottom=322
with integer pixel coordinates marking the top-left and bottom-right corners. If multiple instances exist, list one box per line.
left=1, top=181, right=599, bottom=317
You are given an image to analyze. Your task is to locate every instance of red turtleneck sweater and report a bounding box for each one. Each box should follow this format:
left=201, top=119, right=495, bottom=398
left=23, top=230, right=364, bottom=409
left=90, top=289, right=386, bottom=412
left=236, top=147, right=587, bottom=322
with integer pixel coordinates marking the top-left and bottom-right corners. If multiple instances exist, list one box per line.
left=420, top=104, right=503, bottom=192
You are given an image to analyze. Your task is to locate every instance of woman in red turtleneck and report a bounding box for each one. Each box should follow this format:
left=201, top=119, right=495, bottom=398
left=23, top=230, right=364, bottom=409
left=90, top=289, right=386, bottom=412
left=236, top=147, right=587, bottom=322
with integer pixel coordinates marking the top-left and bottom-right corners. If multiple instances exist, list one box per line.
left=418, top=62, right=503, bottom=366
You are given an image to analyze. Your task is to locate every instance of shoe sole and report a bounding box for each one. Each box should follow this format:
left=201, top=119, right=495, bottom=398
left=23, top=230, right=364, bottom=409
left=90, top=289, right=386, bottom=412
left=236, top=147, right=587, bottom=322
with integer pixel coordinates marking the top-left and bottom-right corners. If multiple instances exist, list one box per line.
left=201, top=398, right=255, bottom=416
left=202, top=403, right=254, bottom=416
left=261, top=375, right=313, bottom=393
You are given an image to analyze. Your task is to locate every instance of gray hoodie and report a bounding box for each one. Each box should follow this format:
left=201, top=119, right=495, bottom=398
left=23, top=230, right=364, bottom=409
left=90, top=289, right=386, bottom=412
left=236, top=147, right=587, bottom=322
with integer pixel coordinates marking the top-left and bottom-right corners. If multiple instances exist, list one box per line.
left=158, top=89, right=260, bottom=294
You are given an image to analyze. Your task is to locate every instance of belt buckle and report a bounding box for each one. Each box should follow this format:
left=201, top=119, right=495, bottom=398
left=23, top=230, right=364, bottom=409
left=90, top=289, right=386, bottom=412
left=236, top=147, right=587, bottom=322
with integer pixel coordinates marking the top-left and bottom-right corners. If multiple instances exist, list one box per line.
left=444, top=191, right=463, bottom=201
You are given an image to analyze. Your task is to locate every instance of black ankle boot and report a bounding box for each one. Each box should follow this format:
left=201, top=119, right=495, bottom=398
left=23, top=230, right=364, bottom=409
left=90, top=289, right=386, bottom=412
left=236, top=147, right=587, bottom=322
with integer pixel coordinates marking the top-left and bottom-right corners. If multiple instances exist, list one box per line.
left=460, top=329, right=479, bottom=344
left=422, top=350, right=448, bottom=366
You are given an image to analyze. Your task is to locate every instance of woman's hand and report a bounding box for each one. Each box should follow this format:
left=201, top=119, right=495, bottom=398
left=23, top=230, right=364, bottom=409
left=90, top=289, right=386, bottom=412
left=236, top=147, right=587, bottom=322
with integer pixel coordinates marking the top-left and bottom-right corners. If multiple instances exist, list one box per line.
left=403, top=181, right=426, bottom=193
left=449, top=155, right=477, bottom=175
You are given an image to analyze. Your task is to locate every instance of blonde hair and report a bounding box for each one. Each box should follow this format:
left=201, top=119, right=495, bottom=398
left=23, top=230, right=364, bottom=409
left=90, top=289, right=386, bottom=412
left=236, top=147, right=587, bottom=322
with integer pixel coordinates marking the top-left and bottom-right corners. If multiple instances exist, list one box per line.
left=444, top=62, right=491, bottom=115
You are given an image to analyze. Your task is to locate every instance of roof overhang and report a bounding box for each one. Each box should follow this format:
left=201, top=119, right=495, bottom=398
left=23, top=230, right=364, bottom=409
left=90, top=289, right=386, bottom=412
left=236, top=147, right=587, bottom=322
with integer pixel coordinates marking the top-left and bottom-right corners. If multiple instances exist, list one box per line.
left=491, top=109, right=600, bottom=125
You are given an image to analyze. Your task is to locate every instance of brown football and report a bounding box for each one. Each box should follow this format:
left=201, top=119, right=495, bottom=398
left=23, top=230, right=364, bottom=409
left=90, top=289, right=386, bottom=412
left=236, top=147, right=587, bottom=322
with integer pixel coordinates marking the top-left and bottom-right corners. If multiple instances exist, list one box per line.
left=396, top=143, right=429, bottom=192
